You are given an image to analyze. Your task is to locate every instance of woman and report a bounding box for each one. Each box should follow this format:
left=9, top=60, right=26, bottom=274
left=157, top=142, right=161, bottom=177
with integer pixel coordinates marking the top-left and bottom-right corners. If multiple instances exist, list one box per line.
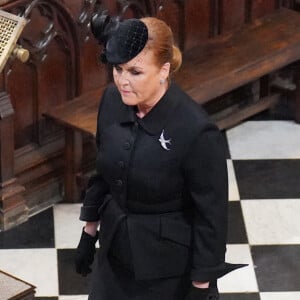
left=75, top=14, right=245, bottom=300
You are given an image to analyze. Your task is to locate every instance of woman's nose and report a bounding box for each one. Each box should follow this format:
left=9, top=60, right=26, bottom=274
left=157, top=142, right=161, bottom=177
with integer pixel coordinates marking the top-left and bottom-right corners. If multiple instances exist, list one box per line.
left=118, top=71, right=129, bottom=84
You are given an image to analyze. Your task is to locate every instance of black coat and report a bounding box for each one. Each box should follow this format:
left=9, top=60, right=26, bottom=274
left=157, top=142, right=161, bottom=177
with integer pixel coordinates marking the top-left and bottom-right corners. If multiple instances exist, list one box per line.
left=80, top=82, right=243, bottom=282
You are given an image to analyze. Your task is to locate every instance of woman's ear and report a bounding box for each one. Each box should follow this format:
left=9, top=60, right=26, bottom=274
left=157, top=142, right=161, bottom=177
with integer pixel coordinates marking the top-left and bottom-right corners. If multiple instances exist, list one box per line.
left=160, top=62, right=171, bottom=81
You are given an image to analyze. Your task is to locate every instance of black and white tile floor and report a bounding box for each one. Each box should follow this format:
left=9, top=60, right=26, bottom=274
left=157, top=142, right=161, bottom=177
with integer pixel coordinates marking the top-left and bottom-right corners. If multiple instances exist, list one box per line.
left=1, top=118, right=300, bottom=299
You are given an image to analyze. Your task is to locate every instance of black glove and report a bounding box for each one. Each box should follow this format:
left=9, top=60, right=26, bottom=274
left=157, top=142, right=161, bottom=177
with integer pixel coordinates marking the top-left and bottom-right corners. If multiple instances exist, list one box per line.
left=185, top=285, right=219, bottom=300
left=75, top=228, right=98, bottom=276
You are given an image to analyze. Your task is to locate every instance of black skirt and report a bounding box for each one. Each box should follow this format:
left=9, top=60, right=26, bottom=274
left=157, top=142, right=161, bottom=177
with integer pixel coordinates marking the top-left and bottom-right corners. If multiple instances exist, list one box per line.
left=88, top=255, right=191, bottom=300
left=88, top=220, right=191, bottom=300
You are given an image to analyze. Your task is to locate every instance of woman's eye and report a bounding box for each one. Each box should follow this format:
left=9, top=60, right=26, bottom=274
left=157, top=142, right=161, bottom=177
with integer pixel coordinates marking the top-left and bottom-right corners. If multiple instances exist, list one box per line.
left=114, top=65, right=122, bottom=72
left=131, top=70, right=141, bottom=75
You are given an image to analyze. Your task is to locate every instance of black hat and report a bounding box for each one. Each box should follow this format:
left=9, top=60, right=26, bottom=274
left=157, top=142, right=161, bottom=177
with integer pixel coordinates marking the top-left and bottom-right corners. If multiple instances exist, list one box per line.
left=91, top=13, right=148, bottom=64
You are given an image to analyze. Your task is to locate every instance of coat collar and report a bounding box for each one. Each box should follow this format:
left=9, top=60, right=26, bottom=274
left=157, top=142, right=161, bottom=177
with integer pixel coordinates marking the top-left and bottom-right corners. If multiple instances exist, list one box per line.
left=119, top=82, right=181, bottom=135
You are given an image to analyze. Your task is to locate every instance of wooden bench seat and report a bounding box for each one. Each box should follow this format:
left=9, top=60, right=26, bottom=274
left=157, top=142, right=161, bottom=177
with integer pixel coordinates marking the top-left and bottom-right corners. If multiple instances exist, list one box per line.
left=175, top=8, right=300, bottom=128
left=44, top=8, right=300, bottom=202
left=46, top=87, right=102, bottom=137
left=44, top=88, right=103, bottom=201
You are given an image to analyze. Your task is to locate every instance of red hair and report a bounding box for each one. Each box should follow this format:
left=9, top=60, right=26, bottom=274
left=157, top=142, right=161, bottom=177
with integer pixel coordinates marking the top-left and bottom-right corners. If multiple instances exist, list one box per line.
left=141, top=17, right=182, bottom=76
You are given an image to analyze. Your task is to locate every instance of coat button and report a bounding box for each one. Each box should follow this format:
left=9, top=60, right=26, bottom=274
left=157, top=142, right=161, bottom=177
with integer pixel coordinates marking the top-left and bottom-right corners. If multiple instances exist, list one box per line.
left=116, top=179, right=123, bottom=187
left=118, top=161, right=125, bottom=169
left=133, top=121, right=139, bottom=130
left=123, top=141, right=131, bottom=150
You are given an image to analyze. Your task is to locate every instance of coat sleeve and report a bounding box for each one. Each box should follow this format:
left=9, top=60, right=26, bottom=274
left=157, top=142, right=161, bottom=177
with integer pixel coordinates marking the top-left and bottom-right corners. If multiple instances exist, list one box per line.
left=79, top=89, right=110, bottom=222
left=183, top=124, right=245, bottom=282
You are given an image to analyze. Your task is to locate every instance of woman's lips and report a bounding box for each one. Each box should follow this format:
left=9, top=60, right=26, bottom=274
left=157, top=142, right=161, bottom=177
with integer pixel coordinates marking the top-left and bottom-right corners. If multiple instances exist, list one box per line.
left=121, top=90, right=131, bottom=95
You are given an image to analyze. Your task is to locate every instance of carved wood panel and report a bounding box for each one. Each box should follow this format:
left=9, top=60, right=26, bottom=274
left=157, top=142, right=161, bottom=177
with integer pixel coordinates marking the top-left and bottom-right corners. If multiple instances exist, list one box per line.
left=2, top=1, right=80, bottom=149
left=177, top=0, right=209, bottom=50
left=0, top=1, right=108, bottom=228
left=155, top=0, right=185, bottom=49
left=97, top=0, right=290, bottom=51
left=251, top=0, right=278, bottom=19
left=6, top=61, right=35, bottom=148
left=220, top=0, right=247, bottom=33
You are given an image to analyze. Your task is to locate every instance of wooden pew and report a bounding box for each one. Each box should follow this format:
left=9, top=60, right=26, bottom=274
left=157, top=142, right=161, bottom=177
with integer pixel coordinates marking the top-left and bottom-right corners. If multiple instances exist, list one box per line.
left=44, top=8, right=300, bottom=202
left=44, top=88, right=102, bottom=202
left=175, top=8, right=300, bottom=128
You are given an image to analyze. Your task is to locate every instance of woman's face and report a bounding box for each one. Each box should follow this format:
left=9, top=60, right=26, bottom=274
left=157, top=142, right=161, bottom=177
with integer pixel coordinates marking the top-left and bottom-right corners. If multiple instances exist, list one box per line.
left=113, top=48, right=170, bottom=110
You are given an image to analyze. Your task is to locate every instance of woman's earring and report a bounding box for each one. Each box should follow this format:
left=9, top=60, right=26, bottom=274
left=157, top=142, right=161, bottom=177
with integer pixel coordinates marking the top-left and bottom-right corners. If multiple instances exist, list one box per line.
left=160, top=79, right=165, bottom=85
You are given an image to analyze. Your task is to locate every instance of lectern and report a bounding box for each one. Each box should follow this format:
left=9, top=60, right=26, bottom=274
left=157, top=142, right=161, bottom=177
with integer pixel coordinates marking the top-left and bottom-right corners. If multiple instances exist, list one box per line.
left=0, top=9, right=29, bottom=72
left=0, top=270, right=35, bottom=300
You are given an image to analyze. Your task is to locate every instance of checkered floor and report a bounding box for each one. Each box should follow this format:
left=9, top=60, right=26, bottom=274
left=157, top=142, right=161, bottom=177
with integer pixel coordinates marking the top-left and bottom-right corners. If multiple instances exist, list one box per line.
left=1, top=117, right=300, bottom=299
